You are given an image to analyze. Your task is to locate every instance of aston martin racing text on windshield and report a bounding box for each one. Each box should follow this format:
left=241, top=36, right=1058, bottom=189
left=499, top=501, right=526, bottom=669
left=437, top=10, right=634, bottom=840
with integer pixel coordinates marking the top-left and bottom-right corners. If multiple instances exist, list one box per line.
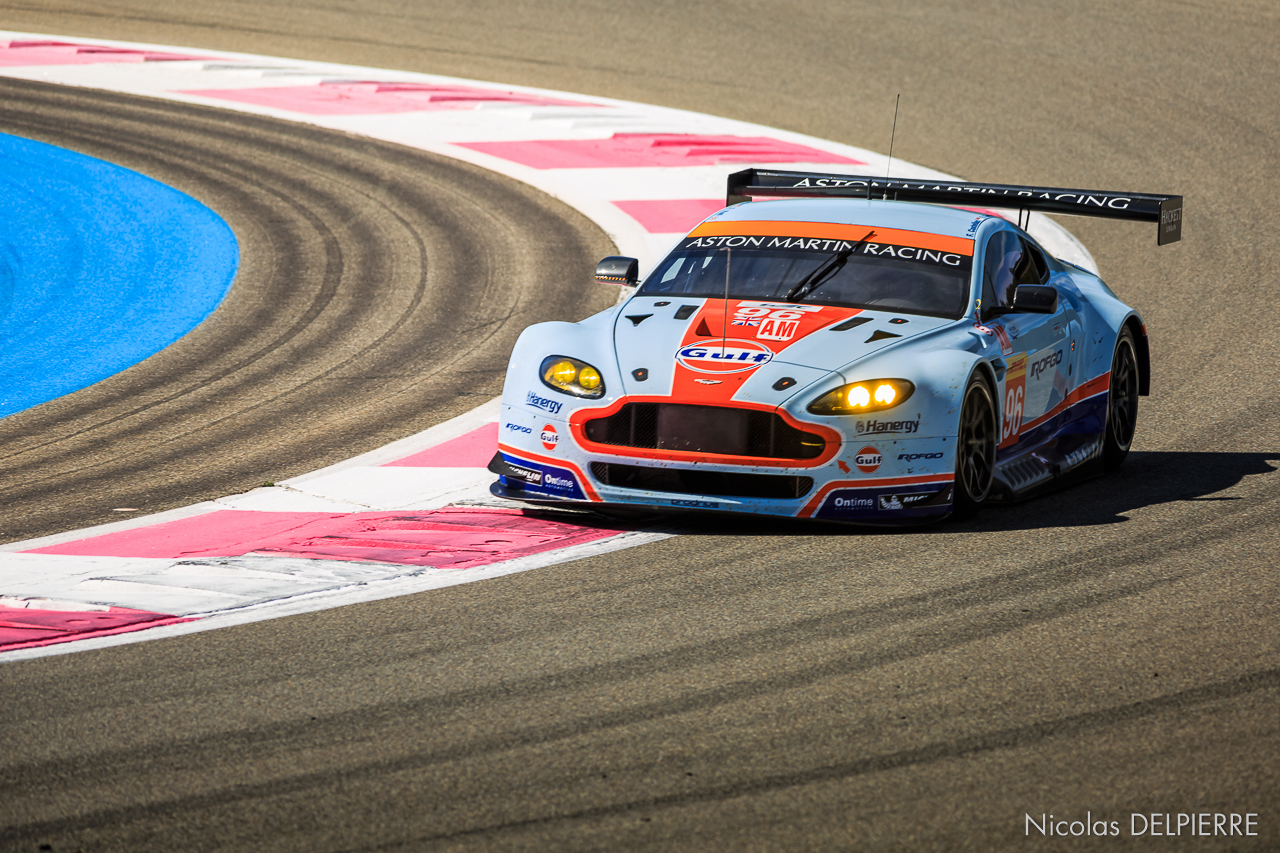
left=684, top=234, right=964, bottom=267
left=641, top=223, right=973, bottom=319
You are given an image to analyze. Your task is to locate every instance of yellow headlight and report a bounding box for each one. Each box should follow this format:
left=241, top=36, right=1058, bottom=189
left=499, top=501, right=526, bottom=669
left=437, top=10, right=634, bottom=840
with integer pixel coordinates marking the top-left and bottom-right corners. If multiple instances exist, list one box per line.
left=538, top=355, right=607, bottom=399
left=546, top=360, right=578, bottom=386
left=807, top=379, right=915, bottom=415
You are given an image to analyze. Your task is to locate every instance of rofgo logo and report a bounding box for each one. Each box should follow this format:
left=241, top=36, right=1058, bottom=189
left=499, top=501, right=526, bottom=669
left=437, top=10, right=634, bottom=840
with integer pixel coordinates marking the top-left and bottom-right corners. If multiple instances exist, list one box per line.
left=854, top=446, right=882, bottom=474
left=1030, top=349, right=1063, bottom=380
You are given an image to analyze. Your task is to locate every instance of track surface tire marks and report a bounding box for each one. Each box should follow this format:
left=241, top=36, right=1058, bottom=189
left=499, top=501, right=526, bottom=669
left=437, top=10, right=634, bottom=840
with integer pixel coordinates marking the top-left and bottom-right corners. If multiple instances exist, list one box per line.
left=0, top=78, right=616, bottom=544
left=2, top=2, right=1279, bottom=851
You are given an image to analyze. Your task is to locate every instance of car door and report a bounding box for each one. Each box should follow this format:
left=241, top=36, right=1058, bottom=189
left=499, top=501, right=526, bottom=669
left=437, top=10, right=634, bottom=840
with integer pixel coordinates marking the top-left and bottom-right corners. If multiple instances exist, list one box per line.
left=981, top=228, right=1070, bottom=452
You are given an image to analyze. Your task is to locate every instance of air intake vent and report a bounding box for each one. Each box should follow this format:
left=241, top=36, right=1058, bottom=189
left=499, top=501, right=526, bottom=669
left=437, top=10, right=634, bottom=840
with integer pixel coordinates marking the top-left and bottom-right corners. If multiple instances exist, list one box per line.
left=583, top=403, right=825, bottom=459
left=590, top=462, right=814, bottom=500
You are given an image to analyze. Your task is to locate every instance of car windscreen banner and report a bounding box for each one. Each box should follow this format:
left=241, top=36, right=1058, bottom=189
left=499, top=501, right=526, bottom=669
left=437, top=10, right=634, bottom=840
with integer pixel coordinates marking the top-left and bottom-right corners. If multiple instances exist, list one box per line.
left=684, top=220, right=974, bottom=258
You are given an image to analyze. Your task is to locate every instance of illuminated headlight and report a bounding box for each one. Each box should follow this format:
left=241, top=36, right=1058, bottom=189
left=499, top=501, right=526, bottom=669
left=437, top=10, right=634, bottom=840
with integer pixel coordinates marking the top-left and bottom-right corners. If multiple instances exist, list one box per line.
left=807, top=379, right=915, bottom=415
left=540, top=355, right=606, bottom=398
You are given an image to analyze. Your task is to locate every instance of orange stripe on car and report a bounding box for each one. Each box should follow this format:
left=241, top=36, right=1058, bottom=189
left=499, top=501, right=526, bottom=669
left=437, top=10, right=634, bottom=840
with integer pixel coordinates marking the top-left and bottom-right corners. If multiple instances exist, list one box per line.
left=687, top=220, right=975, bottom=256
left=1017, top=372, right=1111, bottom=434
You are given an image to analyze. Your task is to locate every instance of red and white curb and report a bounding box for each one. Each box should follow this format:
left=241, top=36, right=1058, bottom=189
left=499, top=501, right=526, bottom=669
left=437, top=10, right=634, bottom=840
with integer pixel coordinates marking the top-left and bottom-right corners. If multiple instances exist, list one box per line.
left=0, top=33, right=1095, bottom=660
left=1, top=402, right=667, bottom=659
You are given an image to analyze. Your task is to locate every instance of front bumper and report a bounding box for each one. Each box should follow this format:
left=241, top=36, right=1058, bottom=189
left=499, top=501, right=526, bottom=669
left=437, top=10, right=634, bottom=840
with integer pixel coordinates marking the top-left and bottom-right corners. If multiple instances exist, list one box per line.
left=492, top=404, right=956, bottom=523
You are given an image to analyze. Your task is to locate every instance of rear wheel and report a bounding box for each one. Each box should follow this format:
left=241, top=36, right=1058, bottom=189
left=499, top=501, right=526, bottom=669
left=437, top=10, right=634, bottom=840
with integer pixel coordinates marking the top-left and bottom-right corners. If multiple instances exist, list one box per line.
left=953, top=371, right=997, bottom=517
left=1104, top=326, right=1140, bottom=470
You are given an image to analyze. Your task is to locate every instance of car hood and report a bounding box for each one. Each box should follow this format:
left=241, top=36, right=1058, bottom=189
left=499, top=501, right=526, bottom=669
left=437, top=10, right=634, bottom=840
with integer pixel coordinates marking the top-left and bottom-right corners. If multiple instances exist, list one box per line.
left=611, top=296, right=952, bottom=404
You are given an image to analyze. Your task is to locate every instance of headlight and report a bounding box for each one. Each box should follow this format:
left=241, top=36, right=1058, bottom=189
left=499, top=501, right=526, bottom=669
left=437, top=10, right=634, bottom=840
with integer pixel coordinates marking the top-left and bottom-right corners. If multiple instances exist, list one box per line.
left=807, top=379, right=915, bottom=415
left=540, top=355, right=606, bottom=399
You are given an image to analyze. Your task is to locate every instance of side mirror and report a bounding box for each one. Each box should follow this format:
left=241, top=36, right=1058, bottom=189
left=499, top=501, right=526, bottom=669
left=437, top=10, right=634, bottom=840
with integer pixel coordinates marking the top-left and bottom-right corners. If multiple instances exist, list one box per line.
left=1011, top=284, right=1057, bottom=314
left=595, top=256, right=639, bottom=287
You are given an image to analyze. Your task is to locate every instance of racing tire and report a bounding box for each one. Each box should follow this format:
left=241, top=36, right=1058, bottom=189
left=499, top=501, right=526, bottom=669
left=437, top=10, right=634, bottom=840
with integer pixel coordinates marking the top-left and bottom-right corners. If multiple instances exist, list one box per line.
left=953, top=371, right=998, bottom=517
left=1103, top=326, right=1140, bottom=470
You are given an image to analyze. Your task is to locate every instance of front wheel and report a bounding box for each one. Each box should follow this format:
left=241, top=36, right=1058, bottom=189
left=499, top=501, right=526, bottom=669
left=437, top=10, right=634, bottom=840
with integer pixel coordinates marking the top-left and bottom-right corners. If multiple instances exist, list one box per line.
left=1103, top=326, right=1140, bottom=470
left=953, top=371, right=998, bottom=517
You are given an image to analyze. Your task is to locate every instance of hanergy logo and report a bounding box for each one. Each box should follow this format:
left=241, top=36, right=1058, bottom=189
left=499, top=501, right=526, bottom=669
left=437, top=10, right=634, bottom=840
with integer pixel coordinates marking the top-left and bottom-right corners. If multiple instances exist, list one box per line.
left=675, top=339, right=774, bottom=374
left=1030, top=350, right=1063, bottom=380
left=525, top=390, right=562, bottom=415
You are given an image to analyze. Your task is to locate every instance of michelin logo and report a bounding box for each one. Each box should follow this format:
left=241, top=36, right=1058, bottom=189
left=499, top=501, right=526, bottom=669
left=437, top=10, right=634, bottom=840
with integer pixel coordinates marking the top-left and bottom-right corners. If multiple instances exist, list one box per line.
left=878, top=493, right=932, bottom=510
left=505, top=462, right=542, bottom=486
left=526, top=391, right=563, bottom=415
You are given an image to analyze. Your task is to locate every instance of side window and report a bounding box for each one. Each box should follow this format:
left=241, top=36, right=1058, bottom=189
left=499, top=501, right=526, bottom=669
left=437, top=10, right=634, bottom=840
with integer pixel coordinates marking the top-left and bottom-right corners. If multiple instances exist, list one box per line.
left=982, top=231, right=1051, bottom=316
left=1013, top=237, right=1049, bottom=286
left=982, top=230, right=1022, bottom=312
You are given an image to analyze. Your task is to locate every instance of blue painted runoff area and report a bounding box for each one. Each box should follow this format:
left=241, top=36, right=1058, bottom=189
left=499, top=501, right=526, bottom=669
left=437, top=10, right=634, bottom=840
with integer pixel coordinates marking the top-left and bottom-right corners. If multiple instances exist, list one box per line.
left=0, top=133, right=238, bottom=418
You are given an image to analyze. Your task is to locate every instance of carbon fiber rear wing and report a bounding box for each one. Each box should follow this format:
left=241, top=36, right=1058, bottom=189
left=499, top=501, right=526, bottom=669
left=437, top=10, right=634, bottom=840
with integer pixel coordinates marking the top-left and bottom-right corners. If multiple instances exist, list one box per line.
left=726, top=169, right=1183, bottom=245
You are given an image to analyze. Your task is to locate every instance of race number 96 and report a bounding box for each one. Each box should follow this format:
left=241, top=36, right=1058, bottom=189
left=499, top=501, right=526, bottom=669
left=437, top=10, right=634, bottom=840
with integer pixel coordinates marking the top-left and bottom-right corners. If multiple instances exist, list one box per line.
left=1002, top=385, right=1023, bottom=442
left=1000, top=355, right=1027, bottom=449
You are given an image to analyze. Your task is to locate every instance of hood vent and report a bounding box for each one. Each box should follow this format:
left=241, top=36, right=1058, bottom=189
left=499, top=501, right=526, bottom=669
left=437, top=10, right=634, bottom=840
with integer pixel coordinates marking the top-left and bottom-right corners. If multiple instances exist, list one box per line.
left=831, top=316, right=872, bottom=332
left=865, top=329, right=902, bottom=343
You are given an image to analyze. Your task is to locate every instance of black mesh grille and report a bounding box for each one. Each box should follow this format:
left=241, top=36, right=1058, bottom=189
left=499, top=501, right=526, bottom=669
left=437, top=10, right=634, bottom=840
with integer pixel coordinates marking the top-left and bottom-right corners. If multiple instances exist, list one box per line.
left=590, top=462, right=814, bottom=500
left=583, top=403, right=825, bottom=460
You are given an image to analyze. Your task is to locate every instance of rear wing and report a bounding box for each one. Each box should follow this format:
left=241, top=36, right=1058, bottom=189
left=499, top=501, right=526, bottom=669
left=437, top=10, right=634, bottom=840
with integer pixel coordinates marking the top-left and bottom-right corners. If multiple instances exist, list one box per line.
left=726, top=168, right=1183, bottom=245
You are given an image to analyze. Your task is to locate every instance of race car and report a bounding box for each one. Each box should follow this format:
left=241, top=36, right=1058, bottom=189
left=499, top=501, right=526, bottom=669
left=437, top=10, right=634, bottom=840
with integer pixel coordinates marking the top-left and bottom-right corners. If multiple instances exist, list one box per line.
left=489, top=169, right=1181, bottom=523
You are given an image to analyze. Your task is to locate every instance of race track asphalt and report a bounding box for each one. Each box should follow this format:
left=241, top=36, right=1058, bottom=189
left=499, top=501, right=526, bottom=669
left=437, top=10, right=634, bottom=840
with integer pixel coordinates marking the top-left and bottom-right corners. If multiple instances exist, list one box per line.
left=1, top=2, right=1277, bottom=850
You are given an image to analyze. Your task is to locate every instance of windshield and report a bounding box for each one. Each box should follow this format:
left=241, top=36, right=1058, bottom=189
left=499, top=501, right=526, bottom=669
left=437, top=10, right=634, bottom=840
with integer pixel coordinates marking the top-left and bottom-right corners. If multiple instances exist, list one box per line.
left=640, top=232, right=972, bottom=319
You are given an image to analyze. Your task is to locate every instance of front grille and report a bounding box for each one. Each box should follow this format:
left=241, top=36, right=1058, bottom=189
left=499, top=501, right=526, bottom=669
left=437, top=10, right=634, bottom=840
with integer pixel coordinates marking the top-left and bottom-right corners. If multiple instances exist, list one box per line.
left=590, top=462, right=814, bottom=500
left=583, top=403, right=825, bottom=459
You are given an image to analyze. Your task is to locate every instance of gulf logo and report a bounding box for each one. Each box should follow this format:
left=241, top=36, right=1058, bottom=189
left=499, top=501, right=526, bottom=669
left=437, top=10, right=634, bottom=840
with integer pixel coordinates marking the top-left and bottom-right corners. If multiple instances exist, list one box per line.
left=541, top=423, right=559, bottom=451
left=675, top=339, right=774, bottom=374
left=854, top=446, right=882, bottom=474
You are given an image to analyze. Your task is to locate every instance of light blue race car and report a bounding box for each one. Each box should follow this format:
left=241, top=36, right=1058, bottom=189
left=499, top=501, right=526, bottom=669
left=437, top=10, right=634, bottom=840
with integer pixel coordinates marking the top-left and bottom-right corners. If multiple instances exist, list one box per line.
left=490, top=169, right=1181, bottom=523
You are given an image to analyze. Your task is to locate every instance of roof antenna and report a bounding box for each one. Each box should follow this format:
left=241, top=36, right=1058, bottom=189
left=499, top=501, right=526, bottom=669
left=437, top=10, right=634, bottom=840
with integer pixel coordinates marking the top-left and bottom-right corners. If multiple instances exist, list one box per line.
left=884, top=94, right=901, bottom=189
left=720, top=246, right=732, bottom=355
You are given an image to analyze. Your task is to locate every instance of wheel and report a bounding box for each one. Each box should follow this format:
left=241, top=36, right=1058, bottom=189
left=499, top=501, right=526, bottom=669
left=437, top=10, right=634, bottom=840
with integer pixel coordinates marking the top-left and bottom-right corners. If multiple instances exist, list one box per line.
left=953, top=371, right=997, bottom=516
left=1103, top=326, right=1139, bottom=470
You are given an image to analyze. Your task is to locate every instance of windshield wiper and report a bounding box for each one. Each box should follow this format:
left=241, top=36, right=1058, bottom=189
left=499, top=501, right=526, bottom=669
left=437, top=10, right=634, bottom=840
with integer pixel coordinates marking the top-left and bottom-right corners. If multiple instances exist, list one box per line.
left=783, top=229, right=876, bottom=302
